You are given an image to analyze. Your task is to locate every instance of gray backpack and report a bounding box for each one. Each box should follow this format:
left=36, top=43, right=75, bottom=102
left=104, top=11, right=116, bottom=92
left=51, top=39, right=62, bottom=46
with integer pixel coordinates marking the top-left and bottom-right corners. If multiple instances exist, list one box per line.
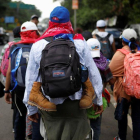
left=96, top=33, right=113, bottom=59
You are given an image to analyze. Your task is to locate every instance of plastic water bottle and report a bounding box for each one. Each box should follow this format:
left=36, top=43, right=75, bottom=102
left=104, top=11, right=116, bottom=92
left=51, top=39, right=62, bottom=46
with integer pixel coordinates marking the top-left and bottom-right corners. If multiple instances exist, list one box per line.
left=81, top=65, right=88, bottom=83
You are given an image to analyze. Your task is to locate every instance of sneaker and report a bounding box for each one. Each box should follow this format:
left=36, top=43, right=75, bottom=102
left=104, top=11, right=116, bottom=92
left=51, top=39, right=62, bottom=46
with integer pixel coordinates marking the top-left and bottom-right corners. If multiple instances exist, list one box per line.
left=26, top=134, right=32, bottom=140
left=114, top=136, right=121, bottom=140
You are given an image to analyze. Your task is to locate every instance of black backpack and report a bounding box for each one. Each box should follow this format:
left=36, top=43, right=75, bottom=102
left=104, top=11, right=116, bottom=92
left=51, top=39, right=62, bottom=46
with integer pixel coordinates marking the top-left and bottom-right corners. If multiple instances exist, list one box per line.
left=40, top=38, right=81, bottom=98
left=96, top=33, right=113, bottom=59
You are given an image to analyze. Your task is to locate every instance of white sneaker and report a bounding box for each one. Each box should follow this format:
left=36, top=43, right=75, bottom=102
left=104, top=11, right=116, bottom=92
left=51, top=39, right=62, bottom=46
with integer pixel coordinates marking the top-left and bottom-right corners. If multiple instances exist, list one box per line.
left=114, top=136, right=121, bottom=140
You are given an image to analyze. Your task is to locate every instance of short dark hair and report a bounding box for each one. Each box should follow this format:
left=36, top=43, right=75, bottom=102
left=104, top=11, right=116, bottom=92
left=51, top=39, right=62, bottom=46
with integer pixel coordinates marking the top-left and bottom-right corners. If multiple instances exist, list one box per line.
left=74, top=28, right=83, bottom=34
left=97, top=26, right=106, bottom=29
left=82, top=30, right=92, bottom=41
left=13, top=26, right=21, bottom=38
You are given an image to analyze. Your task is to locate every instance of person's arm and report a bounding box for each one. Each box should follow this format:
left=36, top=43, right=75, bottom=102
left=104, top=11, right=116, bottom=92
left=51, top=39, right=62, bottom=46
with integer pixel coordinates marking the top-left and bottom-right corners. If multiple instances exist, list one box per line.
left=112, top=38, right=116, bottom=53
left=93, top=34, right=96, bottom=38
left=84, top=41, right=103, bottom=114
left=4, top=58, right=12, bottom=104
left=82, top=40, right=103, bottom=106
left=108, top=77, right=116, bottom=85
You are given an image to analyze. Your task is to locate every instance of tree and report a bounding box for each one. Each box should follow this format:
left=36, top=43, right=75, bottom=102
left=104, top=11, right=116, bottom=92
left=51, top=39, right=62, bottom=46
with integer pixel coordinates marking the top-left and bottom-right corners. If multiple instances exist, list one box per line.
left=57, top=0, right=140, bottom=30
left=6, top=1, right=41, bottom=24
left=0, top=1, right=41, bottom=29
left=0, top=0, right=11, bottom=17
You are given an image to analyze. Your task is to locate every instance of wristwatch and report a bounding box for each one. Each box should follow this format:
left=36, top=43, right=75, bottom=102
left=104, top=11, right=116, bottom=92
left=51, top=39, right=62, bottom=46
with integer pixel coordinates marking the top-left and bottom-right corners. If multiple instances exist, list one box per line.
left=3, top=88, right=10, bottom=93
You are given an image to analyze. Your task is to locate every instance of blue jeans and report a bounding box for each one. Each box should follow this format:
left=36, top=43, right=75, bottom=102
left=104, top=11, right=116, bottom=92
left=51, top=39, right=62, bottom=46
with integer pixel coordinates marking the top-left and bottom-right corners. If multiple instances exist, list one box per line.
left=32, top=114, right=43, bottom=140
left=90, top=115, right=102, bottom=140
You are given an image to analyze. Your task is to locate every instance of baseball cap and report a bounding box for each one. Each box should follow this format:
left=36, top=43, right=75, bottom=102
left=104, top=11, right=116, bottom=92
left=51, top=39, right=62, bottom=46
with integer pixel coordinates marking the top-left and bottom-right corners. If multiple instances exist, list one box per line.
left=50, top=6, right=70, bottom=23
left=96, top=20, right=106, bottom=27
left=120, top=28, right=137, bottom=41
left=87, top=38, right=101, bottom=58
left=21, top=21, right=38, bottom=32
left=31, top=15, right=39, bottom=20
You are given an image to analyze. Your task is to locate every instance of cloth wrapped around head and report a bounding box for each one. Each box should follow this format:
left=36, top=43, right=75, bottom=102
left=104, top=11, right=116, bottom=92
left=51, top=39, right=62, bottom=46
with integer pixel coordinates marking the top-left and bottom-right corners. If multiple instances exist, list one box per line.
left=16, top=21, right=40, bottom=44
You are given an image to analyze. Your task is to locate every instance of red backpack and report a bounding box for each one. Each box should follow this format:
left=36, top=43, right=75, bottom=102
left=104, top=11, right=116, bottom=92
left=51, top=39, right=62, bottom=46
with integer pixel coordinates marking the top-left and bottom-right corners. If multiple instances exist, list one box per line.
left=118, top=49, right=140, bottom=99
left=0, top=42, right=14, bottom=76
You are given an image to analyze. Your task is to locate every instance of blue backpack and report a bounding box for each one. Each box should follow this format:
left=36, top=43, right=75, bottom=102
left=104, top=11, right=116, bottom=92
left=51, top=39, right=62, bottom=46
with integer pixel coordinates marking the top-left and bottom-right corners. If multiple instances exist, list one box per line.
left=10, top=43, right=32, bottom=93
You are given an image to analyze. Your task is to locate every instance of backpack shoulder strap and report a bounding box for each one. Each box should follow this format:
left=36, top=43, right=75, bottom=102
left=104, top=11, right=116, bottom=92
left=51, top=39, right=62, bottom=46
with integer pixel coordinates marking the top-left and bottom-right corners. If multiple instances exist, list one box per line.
left=10, top=47, right=22, bottom=92
left=106, top=33, right=111, bottom=38
left=95, top=34, right=102, bottom=39
left=117, top=49, right=130, bottom=55
left=8, top=41, right=14, bottom=47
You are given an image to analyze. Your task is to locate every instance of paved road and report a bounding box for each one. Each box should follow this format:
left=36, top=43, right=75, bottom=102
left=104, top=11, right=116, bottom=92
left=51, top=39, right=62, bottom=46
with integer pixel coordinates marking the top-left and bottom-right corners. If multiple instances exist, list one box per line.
left=100, top=103, right=133, bottom=140
left=0, top=33, right=14, bottom=140
left=0, top=33, right=133, bottom=140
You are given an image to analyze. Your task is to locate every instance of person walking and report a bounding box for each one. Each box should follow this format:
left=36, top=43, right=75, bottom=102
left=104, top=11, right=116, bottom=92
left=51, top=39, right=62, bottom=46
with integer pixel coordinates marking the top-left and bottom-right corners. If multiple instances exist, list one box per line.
left=0, top=26, right=21, bottom=132
left=93, top=20, right=116, bottom=60
left=86, top=38, right=114, bottom=140
left=31, top=15, right=39, bottom=26
left=23, top=6, right=103, bottom=140
left=109, top=28, right=140, bottom=140
left=4, top=21, right=42, bottom=140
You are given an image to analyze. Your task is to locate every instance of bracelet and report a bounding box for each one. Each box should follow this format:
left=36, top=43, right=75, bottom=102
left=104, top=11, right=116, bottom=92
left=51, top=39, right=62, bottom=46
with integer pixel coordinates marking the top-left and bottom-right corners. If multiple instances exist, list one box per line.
left=4, top=88, right=10, bottom=93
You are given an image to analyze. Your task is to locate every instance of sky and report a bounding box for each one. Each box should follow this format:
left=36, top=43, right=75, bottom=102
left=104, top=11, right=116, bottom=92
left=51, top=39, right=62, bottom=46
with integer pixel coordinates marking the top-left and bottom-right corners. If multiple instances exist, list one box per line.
left=12, top=0, right=62, bottom=20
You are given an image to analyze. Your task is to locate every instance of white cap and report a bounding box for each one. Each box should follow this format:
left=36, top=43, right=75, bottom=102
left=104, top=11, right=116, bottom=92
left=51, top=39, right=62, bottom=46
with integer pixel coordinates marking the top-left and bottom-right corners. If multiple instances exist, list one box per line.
left=87, top=38, right=101, bottom=58
left=21, top=21, right=38, bottom=32
left=120, top=28, right=137, bottom=41
left=96, top=20, right=106, bottom=27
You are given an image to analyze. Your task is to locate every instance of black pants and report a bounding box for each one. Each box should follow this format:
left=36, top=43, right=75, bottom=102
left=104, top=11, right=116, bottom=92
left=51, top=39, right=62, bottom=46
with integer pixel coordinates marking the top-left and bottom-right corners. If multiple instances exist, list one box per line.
left=13, top=94, right=27, bottom=140
left=118, top=98, right=140, bottom=140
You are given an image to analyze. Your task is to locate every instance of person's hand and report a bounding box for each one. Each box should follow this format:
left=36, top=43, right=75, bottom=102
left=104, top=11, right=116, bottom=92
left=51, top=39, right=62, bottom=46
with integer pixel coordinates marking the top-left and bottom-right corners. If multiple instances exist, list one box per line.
left=28, top=113, right=39, bottom=123
left=4, top=93, right=12, bottom=104
left=93, top=104, right=103, bottom=115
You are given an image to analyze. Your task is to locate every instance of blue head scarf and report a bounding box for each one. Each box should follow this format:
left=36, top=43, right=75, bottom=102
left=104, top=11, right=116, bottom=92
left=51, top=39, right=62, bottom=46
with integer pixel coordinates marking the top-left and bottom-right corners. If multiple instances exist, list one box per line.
left=122, top=36, right=140, bottom=51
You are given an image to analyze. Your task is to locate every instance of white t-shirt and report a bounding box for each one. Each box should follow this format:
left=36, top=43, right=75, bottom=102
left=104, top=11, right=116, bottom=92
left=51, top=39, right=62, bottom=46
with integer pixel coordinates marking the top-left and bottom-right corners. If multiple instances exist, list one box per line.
left=96, top=31, right=114, bottom=45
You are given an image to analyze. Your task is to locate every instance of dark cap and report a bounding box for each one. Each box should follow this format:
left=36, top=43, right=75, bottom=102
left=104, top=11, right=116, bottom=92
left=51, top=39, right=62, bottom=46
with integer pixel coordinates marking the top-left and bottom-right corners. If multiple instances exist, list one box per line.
left=31, top=15, right=39, bottom=20
left=13, top=26, right=21, bottom=38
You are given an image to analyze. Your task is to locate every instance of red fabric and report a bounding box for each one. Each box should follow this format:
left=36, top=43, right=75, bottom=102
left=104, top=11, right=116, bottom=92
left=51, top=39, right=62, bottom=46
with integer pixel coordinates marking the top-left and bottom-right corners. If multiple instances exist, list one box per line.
left=73, top=34, right=84, bottom=40
left=15, top=30, right=40, bottom=44
left=102, top=88, right=111, bottom=103
left=36, top=20, right=74, bottom=42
